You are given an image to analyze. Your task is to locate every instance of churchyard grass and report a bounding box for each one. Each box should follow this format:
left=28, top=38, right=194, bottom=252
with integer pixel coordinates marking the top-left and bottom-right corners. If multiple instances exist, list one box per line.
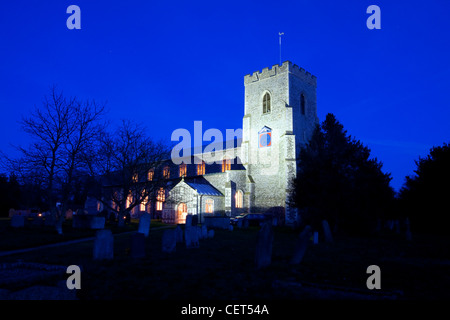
left=0, top=223, right=449, bottom=300
left=0, top=217, right=139, bottom=251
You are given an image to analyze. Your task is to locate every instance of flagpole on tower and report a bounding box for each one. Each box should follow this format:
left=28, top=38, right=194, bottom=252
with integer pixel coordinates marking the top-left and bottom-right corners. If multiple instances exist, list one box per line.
left=279, top=32, right=284, bottom=65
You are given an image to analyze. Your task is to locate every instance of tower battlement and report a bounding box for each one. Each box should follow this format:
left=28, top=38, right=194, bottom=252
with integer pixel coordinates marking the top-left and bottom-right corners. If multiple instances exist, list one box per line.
left=244, top=60, right=316, bottom=86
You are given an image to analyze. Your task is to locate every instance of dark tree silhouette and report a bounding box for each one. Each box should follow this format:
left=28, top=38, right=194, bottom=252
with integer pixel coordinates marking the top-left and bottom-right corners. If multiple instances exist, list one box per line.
left=399, top=142, right=450, bottom=235
left=87, top=120, right=170, bottom=219
left=289, top=113, right=394, bottom=236
left=1, top=87, right=106, bottom=222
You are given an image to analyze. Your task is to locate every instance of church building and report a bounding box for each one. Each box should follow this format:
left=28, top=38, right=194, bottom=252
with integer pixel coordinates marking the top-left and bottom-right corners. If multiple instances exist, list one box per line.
left=154, top=61, right=319, bottom=225
left=96, top=61, right=319, bottom=226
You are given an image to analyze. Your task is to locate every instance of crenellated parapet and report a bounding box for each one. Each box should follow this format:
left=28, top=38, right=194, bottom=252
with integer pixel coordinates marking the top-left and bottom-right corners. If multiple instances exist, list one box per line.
left=244, top=60, right=316, bottom=86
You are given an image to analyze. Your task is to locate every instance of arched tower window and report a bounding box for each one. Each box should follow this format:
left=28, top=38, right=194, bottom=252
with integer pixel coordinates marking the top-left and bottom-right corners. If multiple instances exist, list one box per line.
left=263, top=92, right=271, bottom=114
left=300, top=93, right=306, bottom=115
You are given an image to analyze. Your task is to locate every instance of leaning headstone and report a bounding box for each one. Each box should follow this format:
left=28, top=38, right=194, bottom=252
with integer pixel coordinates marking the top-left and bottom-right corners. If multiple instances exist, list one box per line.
left=207, top=229, right=215, bottom=239
left=138, top=213, right=151, bottom=237
left=130, top=232, right=146, bottom=258
left=162, top=229, right=177, bottom=253
left=185, top=227, right=199, bottom=249
left=175, top=225, right=184, bottom=243
left=290, top=225, right=312, bottom=264
left=254, top=222, right=273, bottom=269
left=322, top=220, right=333, bottom=243
left=11, top=215, right=25, bottom=228
left=93, top=229, right=114, bottom=260
left=185, top=214, right=192, bottom=227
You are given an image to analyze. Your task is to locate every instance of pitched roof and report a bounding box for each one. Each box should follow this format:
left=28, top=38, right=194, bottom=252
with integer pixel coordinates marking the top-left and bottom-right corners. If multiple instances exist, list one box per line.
left=184, top=180, right=223, bottom=196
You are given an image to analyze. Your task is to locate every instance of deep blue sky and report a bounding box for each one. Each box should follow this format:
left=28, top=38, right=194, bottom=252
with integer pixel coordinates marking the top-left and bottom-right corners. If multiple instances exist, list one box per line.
left=1, top=0, right=449, bottom=192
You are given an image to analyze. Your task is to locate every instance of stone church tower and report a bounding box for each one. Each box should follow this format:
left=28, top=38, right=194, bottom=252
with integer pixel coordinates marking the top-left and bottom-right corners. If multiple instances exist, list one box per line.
left=241, top=61, right=319, bottom=224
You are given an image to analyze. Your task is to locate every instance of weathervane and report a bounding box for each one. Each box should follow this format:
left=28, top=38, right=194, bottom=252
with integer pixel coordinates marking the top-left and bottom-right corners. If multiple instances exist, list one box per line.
left=279, top=32, right=284, bottom=65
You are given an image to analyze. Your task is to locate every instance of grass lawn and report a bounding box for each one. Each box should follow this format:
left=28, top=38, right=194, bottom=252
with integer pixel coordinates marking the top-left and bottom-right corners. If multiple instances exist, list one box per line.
left=0, top=217, right=140, bottom=251
left=1, top=219, right=449, bottom=301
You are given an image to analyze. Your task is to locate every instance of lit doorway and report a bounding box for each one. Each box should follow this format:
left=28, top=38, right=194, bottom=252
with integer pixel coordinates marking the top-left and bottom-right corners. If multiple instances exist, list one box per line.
left=177, top=203, right=187, bottom=224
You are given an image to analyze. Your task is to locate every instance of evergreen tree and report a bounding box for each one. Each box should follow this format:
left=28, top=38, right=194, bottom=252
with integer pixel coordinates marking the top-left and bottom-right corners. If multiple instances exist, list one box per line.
left=399, top=142, right=450, bottom=235
left=290, top=113, right=394, bottom=235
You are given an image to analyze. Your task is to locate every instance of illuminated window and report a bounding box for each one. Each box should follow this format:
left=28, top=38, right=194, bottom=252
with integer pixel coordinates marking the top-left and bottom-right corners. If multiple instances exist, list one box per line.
left=197, top=161, right=205, bottom=175
left=126, top=194, right=133, bottom=208
left=205, top=199, right=214, bottom=214
left=300, top=93, right=306, bottom=115
left=179, top=163, right=187, bottom=177
left=163, top=166, right=170, bottom=179
left=258, top=126, right=272, bottom=148
left=140, top=196, right=148, bottom=211
left=132, top=173, right=138, bottom=183
left=148, top=169, right=154, bottom=181
left=263, top=92, right=271, bottom=114
left=222, top=158, right=231, bottom=172
left=235, top=190, right=243, bottom=208
left=156, top=188, right=165, bottom=211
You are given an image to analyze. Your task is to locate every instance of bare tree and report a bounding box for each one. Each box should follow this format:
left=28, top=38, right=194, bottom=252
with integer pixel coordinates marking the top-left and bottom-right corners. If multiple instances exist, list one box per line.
left=2, top=86, right=106, bottom=227
left=88, top=119, right=170, bottom=220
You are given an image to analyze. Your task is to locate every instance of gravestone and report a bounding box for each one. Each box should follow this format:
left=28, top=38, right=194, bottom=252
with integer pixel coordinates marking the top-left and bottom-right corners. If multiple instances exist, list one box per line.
left=185, top=214, right=192, bottom=227
left=185, top=226, right=199, bottom=249
left=207, top=229, right=215, bottom=239
left=254, top=222, right=273, bottom=269
left=229, top=225, right=233, bottom=231
left=8, top=208, right=16, bottom=218
left=138, top=213, right=151, bottom=237
left=175, top=225, right=184, bottom=243
left=313, top=231, right=319, bottom=244
left=11, top=215, right=25, bottom=228
left=90, top=217, right=105, bottom=230
left=162, top=229, right=177, bottom=253
left=290, top=225, right=312, bottom=264
left=93, top=229, right=114, bottom=260
left=322, top=220, right=333, bottom=243
left=196, top=226, right=203, bottom=240
left=130, top=232, right=146, bottom=258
